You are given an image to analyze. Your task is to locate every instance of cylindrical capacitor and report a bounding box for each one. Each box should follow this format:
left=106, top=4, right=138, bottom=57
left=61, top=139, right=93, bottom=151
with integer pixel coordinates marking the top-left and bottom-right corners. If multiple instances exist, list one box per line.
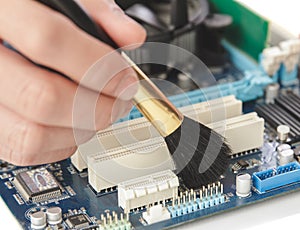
left=31, top=211, right=47, bottom=229
left=236, top=173, right=252, bottom=197
left=46, top=207, right=62, bottom=225
left=265, top=83, right=280, bottom=104
left=277, top=144, right=291, bottom=153
left=277, top=125, right=290, bottom=142
left=278, top=149, right=294, bottom=165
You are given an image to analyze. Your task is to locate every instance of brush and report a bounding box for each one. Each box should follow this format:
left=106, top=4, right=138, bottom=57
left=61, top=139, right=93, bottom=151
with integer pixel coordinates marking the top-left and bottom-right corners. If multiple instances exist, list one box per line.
left=36, top=0, right=231, bottom=189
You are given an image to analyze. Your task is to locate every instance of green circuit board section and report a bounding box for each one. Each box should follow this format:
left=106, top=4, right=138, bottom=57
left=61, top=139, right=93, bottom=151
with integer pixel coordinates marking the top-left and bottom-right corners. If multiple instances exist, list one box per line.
left=209, top=0, right=269, bottom=60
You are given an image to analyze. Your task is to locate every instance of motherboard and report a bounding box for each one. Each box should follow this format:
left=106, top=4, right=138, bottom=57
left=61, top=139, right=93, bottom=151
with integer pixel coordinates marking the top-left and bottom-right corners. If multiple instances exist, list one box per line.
left=1, top=1, right=300, bottom=229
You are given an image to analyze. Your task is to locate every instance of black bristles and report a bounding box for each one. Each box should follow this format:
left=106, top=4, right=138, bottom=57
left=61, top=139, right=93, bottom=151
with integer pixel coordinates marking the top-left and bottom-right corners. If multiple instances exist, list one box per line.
left=165, top=116, right=231, bottom=189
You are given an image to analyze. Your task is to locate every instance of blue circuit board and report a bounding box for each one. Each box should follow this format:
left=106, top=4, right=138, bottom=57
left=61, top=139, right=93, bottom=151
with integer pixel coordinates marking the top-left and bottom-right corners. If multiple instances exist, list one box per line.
left=1, top=146, right=300, bottom=230
left=1, top=36, right=300, bottom=229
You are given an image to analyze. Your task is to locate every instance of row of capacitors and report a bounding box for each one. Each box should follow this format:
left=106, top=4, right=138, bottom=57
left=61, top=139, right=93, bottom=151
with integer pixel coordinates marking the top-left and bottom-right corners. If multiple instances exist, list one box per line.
left=31, top=207, right=62, bottom=229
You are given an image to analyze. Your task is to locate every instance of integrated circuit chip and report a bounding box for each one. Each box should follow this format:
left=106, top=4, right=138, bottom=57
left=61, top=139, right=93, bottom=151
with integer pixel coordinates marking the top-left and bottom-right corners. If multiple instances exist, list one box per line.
left=65, top=214, right=90, bottom=229
left=13, top=167, right=62, bottom=202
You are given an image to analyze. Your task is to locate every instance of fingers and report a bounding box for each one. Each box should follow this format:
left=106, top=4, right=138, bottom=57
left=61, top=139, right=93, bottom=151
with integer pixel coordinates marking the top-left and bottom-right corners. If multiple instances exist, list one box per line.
left=0, top=103, right=95, bottom=165
left=78, top=0, right=146, bottom=47
left=0, top=45, right=132, bottom=129
left=0, top=145, right=77, bottom=166
left=0, top=0, right=143, bottom=99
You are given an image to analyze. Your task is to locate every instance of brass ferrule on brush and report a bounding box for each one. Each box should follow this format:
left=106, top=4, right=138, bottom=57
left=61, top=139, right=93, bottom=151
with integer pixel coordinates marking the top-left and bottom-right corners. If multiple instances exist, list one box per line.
left=121, top=52, right=183, bottom=137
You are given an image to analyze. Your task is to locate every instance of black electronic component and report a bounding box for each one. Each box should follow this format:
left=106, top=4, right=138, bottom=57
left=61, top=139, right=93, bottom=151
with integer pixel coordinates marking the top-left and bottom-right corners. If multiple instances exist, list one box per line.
left=65, top=214, right=90, bottom=229
left=13, top=168, right=62, bottom=202
left=237, top=160, right=249, bottom=169
left=231, top=160, right=249, bottom=173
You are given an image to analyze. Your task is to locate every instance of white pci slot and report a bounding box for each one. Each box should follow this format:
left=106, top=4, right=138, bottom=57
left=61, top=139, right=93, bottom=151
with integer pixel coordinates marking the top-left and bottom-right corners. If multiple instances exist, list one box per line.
left=207, top=112, right=264, bottom=155
left=71, top=95, right=242, bottom=171
left=117, top=170, right=179, bottom=212
left=88, top=137, right=175, bottom=192
left=87, top=112, right=264, bottom=192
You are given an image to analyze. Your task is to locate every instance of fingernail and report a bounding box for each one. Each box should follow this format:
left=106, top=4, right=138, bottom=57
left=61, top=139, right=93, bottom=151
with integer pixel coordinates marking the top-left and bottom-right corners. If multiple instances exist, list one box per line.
left=116, top=75, right=138, bottom=100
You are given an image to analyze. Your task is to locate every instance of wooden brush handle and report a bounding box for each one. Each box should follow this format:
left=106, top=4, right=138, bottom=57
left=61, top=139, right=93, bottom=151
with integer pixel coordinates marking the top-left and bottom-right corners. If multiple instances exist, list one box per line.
left=36, top=0, right=183, bottom=136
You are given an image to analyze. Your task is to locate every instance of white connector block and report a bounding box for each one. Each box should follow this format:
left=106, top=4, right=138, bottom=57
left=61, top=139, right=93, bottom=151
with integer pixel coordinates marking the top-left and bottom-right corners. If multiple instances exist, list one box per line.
left=279, top=39, right=300, bottom=72
left=261, top=46, right=286, bottom=76
left=88, top=137, right=175, bottom=192
left=207, top=112, right=264, bottom=154
left=71, top=95, right=242, bottom=171
left=118, top=170, right=178, bottom=212
left=142, top=204, right=171, bottom=224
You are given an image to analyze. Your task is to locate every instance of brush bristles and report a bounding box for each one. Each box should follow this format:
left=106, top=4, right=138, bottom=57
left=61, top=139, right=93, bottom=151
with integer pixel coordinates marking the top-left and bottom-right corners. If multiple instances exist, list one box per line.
left=165, top=116, right=231, bottom=189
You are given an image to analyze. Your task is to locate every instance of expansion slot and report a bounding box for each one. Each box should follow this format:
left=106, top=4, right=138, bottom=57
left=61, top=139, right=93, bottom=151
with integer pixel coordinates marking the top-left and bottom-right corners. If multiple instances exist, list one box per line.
left=86, top=113, right=263, bottom=192
left=117, top=170, right=179, bottom=212
left=88, top=137, right=175, bottom=192
left=72, top=95, right=242, bottom=171
left=207, top=112, right=264, bottom=154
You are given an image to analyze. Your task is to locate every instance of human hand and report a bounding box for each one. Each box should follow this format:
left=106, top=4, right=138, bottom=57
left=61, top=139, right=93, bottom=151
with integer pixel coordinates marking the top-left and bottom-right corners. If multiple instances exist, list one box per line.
left=0, top=0, right=146, bottom=165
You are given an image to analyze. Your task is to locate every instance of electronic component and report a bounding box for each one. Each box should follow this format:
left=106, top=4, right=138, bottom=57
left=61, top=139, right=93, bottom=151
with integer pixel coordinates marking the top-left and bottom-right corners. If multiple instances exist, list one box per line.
left=278, top=39, right=300, bottom=86
left=275, top=92, right=300, bottom=121
left=207, top=112, right=264, bottom=154
left=253, top=162, right=300, bottom=193
left=265, top=83, right=280, bottom=104
left=88, top=137, right=174, bottom=192
left=118, top=170, right=179, bottom=212
left=65, top=214, right=90, bottom=229
left=89, top=112, right=263, bottom=192
left=46, top=207, right=62, bottom=225
left=86, top=104, right=261, bottom=192
left=99, top=212, right=131, bottom=230
left=278, top=149, right=294, bottom=166
left=13, top=168, right=62, bottom=202
left=277, top=144, right=292, bottom=153
left=167, top=182, right=225, bottom=217
left=236, top=173, right=252, bottom=197
left=277, top=125, right=291, bottom=142
left=30, top=211, right=47, bottom=230
left=238, top=160, right=249, bottom=169
left=255, top=104, right=300, bottom=137
left=72, top=95, right=242, bottom=172
left=260, top=46, right=285, bottom=77
left=232, top=160, right=250, bottom=173
left=142, top=204, right=170, bottom=225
